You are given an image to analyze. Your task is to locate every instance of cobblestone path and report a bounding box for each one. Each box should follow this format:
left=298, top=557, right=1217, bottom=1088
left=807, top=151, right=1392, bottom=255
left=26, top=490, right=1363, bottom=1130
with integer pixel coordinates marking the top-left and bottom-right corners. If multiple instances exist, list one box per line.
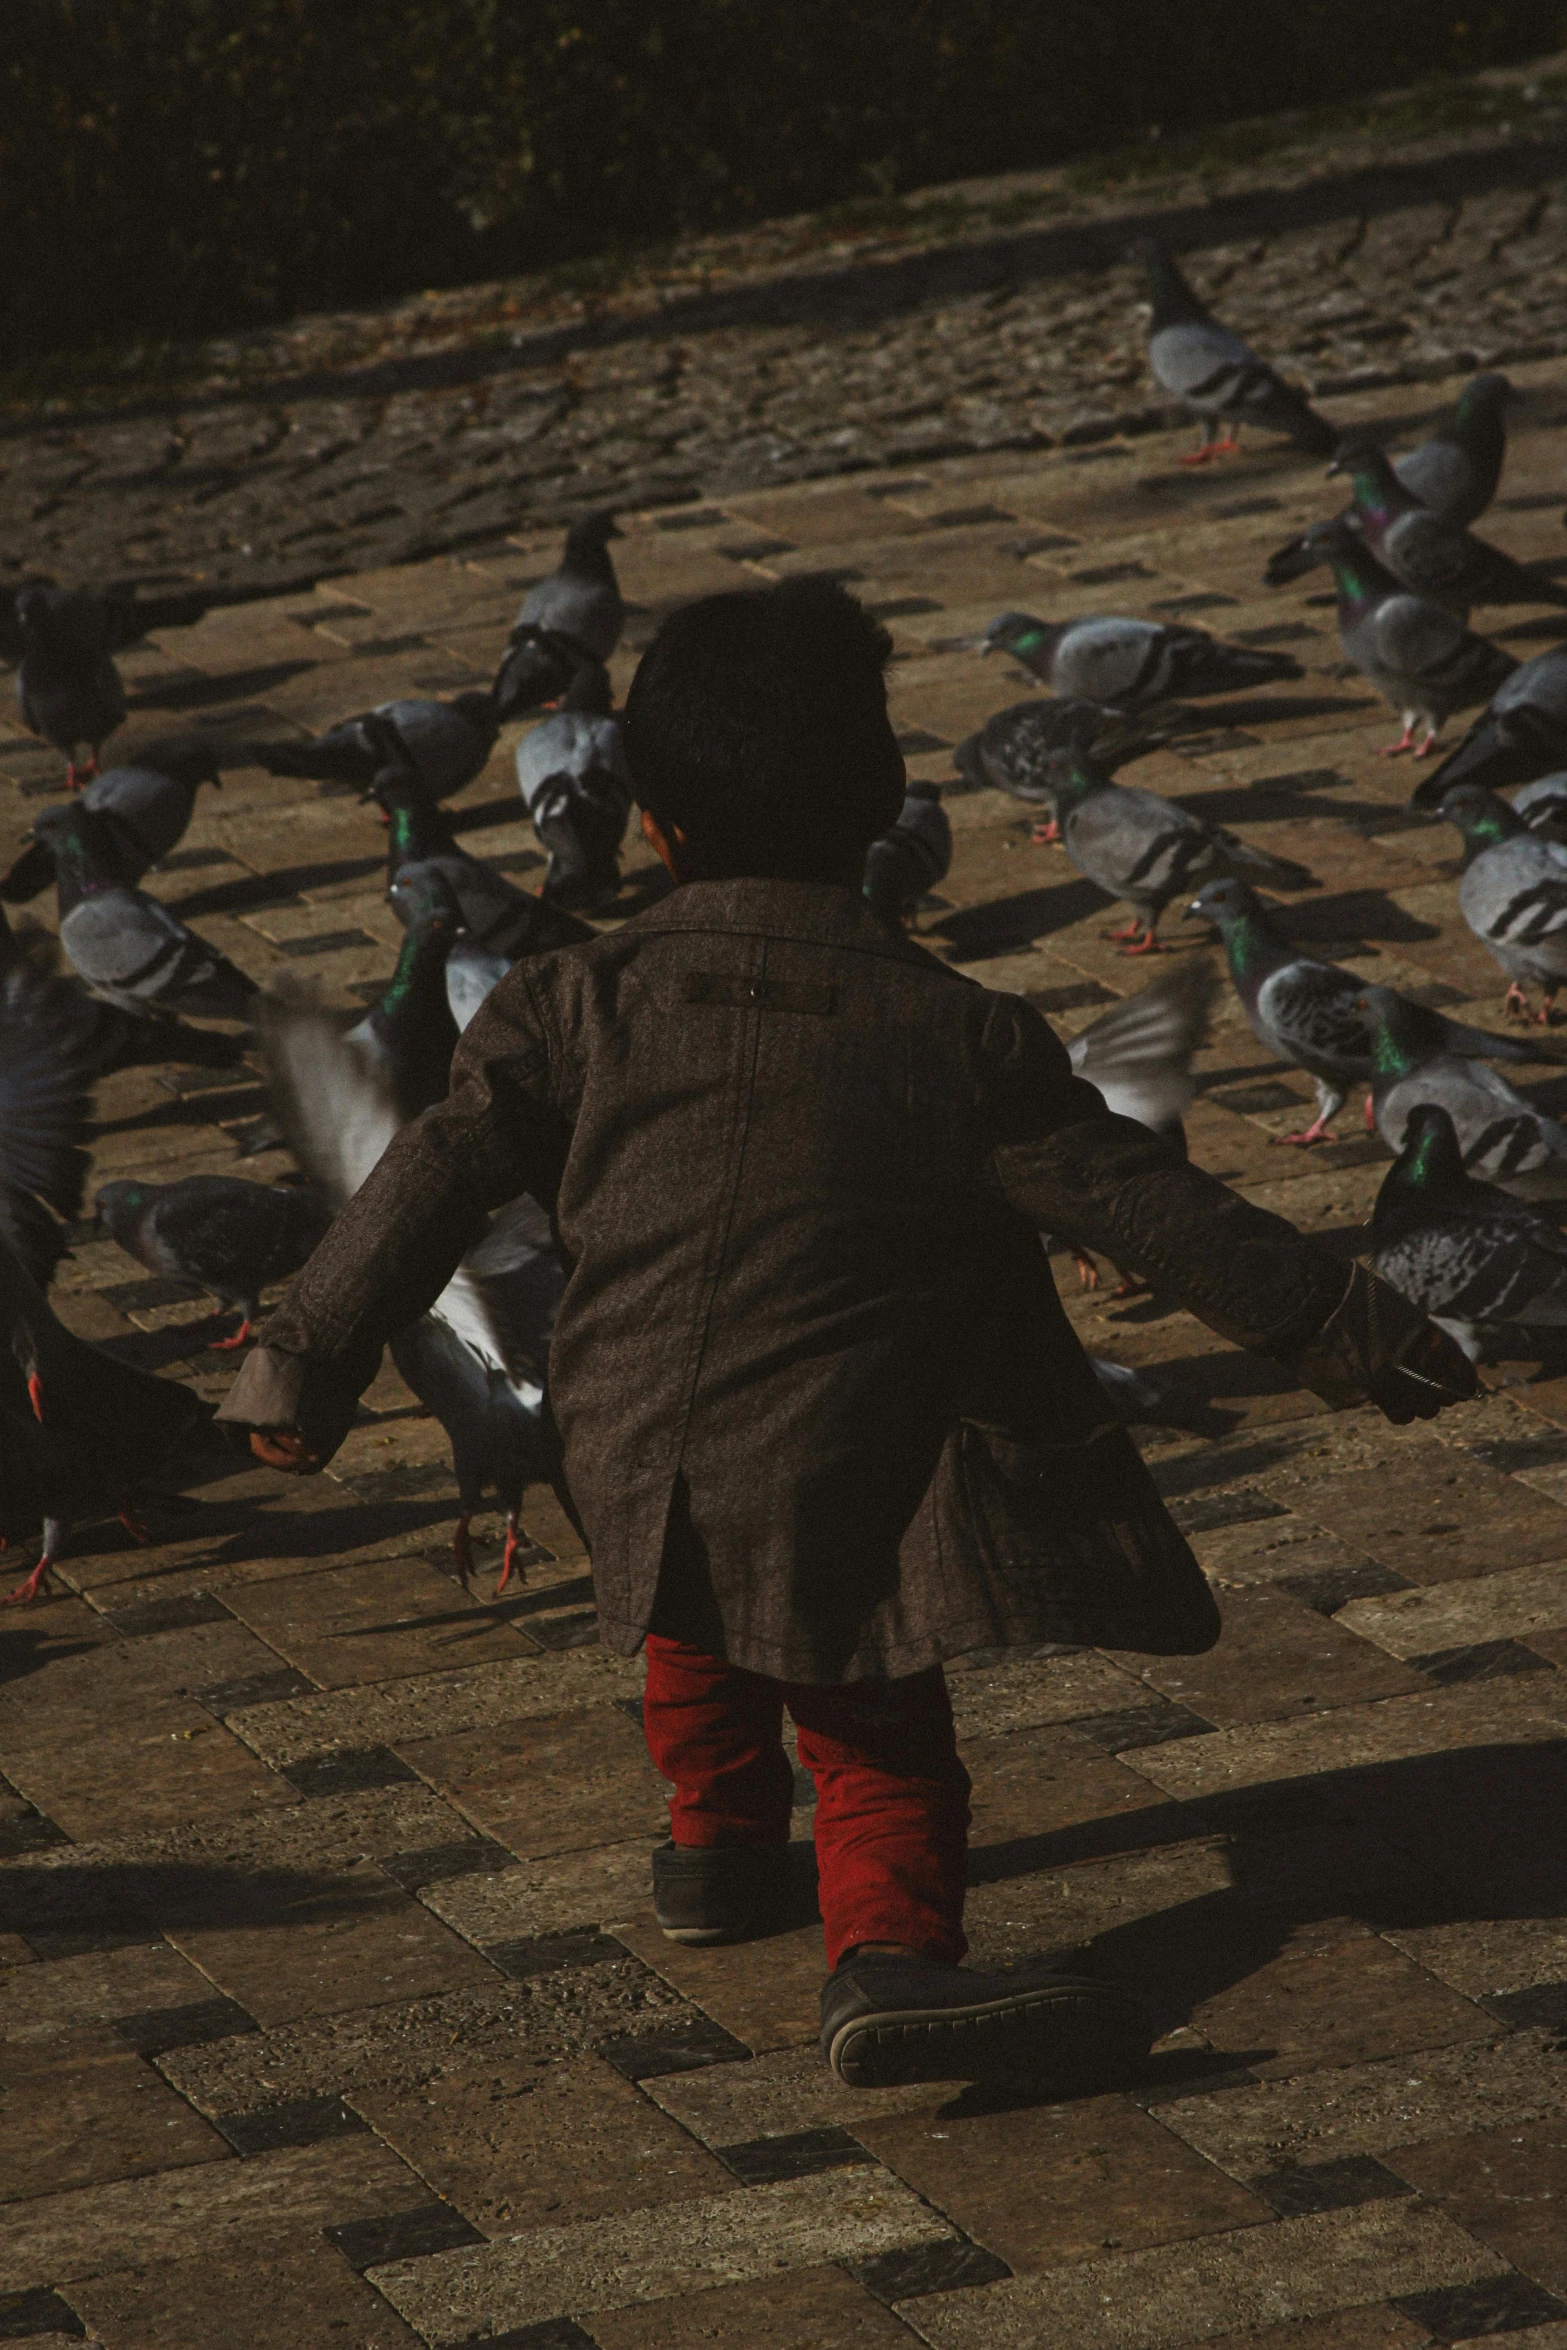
left=3, top=164, right=1567, bottom=2350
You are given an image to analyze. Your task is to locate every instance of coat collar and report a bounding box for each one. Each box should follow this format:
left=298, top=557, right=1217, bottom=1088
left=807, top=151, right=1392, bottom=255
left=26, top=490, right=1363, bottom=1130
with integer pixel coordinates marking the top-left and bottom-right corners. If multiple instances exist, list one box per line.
left=626, top=876, right=930, bottom=962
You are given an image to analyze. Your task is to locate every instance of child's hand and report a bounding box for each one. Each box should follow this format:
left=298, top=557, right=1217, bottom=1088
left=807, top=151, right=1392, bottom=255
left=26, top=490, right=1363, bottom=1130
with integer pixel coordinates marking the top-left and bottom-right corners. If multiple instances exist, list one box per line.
left=249, top=1428, right=324, bottom=1473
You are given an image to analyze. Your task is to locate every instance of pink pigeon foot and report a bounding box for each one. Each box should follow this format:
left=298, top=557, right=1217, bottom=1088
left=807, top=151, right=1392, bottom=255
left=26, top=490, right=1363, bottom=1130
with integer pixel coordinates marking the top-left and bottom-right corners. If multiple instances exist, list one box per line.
left=1379, top=726, right=1417, bottom=758
left=4, top=1555, right=55, bottom=1605
left=1504, top=983, right=1530, bottom=1022
left=1031, top=818, right=1061, bottom=845
left=207, top=1318, right=253, bottom=1352
left=1074, top=1252, right=1101, bottom=1292
left=496, top=1515, right=528, bottom=1594
left=1272, top=1119, right=1333, bottom=1146
left=1364, top=1093, right=1376, bottom=1132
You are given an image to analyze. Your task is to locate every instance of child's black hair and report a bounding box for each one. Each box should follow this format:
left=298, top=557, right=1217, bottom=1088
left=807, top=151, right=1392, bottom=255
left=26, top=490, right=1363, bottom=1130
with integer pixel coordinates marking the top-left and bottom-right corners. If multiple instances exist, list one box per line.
left=622, top=577, right=905, bottom=882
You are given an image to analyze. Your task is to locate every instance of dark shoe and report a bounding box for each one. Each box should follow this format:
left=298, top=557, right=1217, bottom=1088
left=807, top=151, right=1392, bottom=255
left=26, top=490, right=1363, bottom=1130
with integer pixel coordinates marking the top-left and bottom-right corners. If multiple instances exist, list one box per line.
left=820, top=1953, right=1152, bottom=2089
left=651, top=1841, right=779, bottom=1945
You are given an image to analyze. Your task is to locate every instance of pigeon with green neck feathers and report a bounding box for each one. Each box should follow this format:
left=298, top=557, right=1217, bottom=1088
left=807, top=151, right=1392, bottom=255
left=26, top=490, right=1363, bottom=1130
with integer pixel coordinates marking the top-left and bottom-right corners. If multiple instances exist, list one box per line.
left=1188, top=876, right=1543, bottom=1145
left=1329, top=437, right=1567, bottom=617
left=1263, top=372, right=1514, bottom=586
left=1438, top=781, right=1567, bottom=1024
left=371, top=747, right=593, bottom=962
left=1036, top=702, right=1313, bottom=953
left=1411, top=647, right=1567, bottom=809
left=1370, top=1103, right=1567, bottom=1362
left=1305, top=516, right=1516, bottom=757
left=1, top=743, right=220, bottom=903
left=984, top=611, right=1302, bottom=706
left=1359, top=982, right=1567, bottom=1196
left=41, top=801, right=257, bottom=1024
left=1130, top=239, right=1337, bottom=463
left=94, top=1176, right=332, bottom=1352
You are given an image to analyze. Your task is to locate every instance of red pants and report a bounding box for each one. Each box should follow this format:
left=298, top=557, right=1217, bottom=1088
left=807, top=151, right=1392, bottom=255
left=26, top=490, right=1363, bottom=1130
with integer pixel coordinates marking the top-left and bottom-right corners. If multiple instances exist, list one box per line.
left=642, top=1633, right=971, bottom=1968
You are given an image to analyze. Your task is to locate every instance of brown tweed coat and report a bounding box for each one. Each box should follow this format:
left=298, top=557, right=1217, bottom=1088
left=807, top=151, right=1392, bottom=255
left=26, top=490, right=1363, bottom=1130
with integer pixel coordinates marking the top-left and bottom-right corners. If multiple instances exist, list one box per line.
left=219, top=878, right=1348, bottom=1682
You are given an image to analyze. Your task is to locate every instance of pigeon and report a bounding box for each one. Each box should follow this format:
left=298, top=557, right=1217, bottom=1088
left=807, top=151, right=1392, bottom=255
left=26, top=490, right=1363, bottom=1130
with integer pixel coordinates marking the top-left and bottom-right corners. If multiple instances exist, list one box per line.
left=510, top=512, right=624, bottom=663
left=1067, top=955, right=1216, bottom=1133
left=94, top=1176, right=333, bottom=1351
left=2, top=742, right=221, bottom=901
left=261, top=868, right=557, bottom=1586
left=1369, top=1103, right=1567, bottom=1362
left=0, top=581, right=218, bottom=669
left=863, top=783, right=953, bottom=930
left=445, top=938, right=514, bottom=1032
left=12, top=586, right=128, bottom=787
left=1359, top=983, right=1567, bottom=1196
left=1307, top=517, right=1516, bottom=757
left=0, top=1223, right=209, bottom=1603
left=493, top=632, right=612, bottom=727
left=373, top=762, right=595, bottom=961
left=513, top=673, right=635, bottom=910
left=389, top=1193, right=563, bottom=1586
left=1367, top=1103, right=1567, bottom=1360
left=1130, top=238, right=1337, bottom=462
left=1188, top=876, right=1547, bottom=1144
left=38, top=802, right=257, bottom=1024
left=1329, top=437, right=1567, bottom=616
left=1510, top=773, right=1567, bottom=846
left=983, top=611, right=1303, bottom=706
left=251, top=692, right=499, bottom=804
left=1437, top=783, right=1567, bottom=1024
left=0, top=912, right=98, bottom=1287
left=1039, top=703, right=1313, bottom=951
left=1411, top=646, right=1567, bottom=808
left=1262, top=373, right=1515, bottom=584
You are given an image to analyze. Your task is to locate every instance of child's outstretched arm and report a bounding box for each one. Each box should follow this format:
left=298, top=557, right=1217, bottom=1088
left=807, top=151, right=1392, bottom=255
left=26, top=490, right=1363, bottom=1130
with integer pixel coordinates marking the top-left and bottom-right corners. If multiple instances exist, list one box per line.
left=217, top=965, right=573, bottom=1468
left=981, top=992, right=1476, bottom=1425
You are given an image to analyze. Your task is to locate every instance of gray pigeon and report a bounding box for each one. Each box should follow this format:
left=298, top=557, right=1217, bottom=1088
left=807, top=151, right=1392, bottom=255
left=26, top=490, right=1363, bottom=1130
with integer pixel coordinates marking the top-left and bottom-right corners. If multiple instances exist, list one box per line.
left=510, top=512, right=624, bottom=664
left=445, top=938, right=513, bottom=1032
left=1189, top=876, right=1547, bottom=1144
left=1130, top=239, right=1336, bottom=462
left=374, top=759, right=594, bottom=962
left=94, top=1176, right=332, bottom=1351
left=42, top=803, right=256, bottom=1023
left=0, top=915, right=98, bottom=1287
left=863, top=783, right=953, bottom=931
left=13, top=586, right=128, bottom=788
left=252, top=692, right=499, bottom=804
left=953, top=697, right=1160, bottom=840
left=1308, top=518, right=1516, bottom=757
left=1262, top=373, right=1514, bottom=584
left=1040, top=705, right=1313, bottom=951
left=1510, top=772, right=1567, bottom=845
left=1067, top=955, right=1216, bottom=1132
left=1438, top=783, right=1567, bottom=1024
left=1370, top=1103, right=1567, bottom=1361
left=513, top=676, right=634, bottom=911
left=1411, top=646, right=1567, bottom=808
left=984, top=611, right=1302, bottom=706
left=493, top=635, right=612, bottom=726
left=0, top=1223, right=208, bottom=1604
left=2, top=744, right=221, bottom=901
left=1360, top=983, right=1567, bottom=1196
left=1330, top=438, right=1567, bottom=616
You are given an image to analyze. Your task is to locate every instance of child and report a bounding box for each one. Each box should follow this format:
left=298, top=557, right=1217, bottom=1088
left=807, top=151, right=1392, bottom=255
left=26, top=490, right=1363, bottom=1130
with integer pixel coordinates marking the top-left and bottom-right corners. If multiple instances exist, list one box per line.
left=219, top=579, right=1473, bottom=2092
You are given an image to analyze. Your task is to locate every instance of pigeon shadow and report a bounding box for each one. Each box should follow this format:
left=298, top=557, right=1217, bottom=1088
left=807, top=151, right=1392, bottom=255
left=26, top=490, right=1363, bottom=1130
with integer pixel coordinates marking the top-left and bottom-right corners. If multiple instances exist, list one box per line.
left=170, top=857, right=381, bottom=917
left=932, top=878, right=1108, bottom=957
left=0, top=1859, right=404, bottom=1952
left=1276, top=889, right=1441, bottom=947
left=127, top=659, right=319, bottom=713
left=0, top=1627, right=104, bottom=1687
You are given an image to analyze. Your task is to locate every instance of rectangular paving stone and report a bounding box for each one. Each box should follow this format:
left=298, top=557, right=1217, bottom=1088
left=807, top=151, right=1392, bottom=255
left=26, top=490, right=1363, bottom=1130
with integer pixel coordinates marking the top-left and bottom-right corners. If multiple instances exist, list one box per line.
left=1337, top=1565, right=1567, bottom=1659
left=416, top=1840, right=653, bottom=1944
left=1, top=1707, right=292, bottom=1842
left=1271, top=1454, right=1567, bottom=1587
left=326, top=2202, right=487, bottom=2270
left=597, top=2016, right=752, bottom=2081
left=0, top=1943, right=229, bottom=2045
left=588, top=2261, right=916, bottom=2347
left=1379, top=1916, right=1567, bottom=2002
left=1156, top=2028, right=1567, bottom=2175
left=1392, top=2275, right=1567, bottom=2342
left=367, top=2167, right=957, bottom=2340
left=0, top=2026, right=231, bottom=2205
left=855, top=2089, right=1271, bottom=2272
left=377, top=1837, right=517, bottom=1893
left=646, top=2045, right=942, bottom=2148
left=228, top=1648, right=643, bottom=1767
left=611, top=1915, right=824, bottom=2055
left=907, top=2200, right=1512, bottom=2350
left=112, top=1995, right=259, bottom=2057
left=63, top=2224, right=427, bottom=2348
left=354, top=2049, right=731, bottom=2236
left=0, top=2288, right=84, bottom=2341
left=1246, top=2156, right=1413, bottom=2219
left=1180, top=1921, right=1492, bottom=2082
left=225, top=1552, right=536, bottom=1687
left=0, top=2129, right=431, bottom=2291
left=1390, top=2115, right=1567, bottom=2298
left=1133, top=1590, right=1429, bottom=1726
left=398, top=1706, right=665, bottom=1861
left=216, top=2092, right=367, bottom=2156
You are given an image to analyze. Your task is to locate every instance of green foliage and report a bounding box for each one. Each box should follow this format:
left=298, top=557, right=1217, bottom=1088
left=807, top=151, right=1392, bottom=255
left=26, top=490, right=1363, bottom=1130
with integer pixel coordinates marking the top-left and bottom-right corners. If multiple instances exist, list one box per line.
left=1, top=0, right=1559, bottom=352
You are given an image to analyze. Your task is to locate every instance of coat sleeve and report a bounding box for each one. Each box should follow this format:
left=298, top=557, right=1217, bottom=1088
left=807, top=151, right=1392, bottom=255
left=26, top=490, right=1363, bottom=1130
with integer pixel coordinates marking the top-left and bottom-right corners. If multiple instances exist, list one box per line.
left=216, top=960, right=576, bottom=1454
left=980, top=990, right=1348, bottom=1359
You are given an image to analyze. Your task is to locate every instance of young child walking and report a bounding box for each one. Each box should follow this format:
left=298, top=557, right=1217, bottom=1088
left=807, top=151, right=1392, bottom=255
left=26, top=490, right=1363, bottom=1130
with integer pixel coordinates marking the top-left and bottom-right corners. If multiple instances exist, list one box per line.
left=220, top=579, right=1473, bottom=2092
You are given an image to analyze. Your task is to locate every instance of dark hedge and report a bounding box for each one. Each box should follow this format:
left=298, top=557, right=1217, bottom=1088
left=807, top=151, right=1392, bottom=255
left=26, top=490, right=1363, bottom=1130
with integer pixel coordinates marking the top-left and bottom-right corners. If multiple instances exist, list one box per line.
left=2, top=1, right=1560, bottom=352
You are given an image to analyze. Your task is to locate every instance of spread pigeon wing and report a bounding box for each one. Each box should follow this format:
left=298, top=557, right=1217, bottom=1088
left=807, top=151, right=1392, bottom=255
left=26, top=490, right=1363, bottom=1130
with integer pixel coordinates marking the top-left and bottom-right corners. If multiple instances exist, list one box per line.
left=258, top=997, right=400, bottom=1209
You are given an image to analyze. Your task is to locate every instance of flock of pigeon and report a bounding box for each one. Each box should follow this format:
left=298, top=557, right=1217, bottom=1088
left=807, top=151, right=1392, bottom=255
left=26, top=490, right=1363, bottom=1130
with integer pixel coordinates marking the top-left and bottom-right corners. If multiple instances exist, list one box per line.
left=7, top=240, right=1567, bottom=1597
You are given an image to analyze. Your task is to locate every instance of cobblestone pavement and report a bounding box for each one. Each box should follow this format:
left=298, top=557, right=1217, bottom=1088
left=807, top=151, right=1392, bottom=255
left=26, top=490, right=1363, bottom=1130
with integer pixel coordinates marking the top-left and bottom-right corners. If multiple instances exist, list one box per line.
left=4, top=353, right=1567, bottom=2346
left=11, top=78, right=1567, bottom=602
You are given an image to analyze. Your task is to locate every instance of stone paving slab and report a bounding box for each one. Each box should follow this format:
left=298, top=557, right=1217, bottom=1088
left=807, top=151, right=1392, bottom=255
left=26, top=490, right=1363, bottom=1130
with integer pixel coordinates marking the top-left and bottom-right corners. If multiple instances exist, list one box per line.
left=5, top=143, right=1567, bottom=2345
